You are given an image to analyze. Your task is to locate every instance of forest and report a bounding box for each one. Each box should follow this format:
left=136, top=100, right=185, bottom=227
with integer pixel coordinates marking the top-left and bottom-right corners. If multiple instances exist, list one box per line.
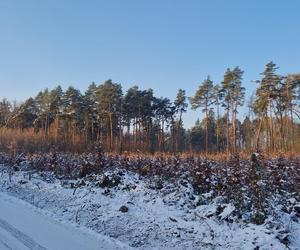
left=0, top=61, right=300, bottom=155
left=1, top=1, right=300, bottom=249
left=1, top=62, right=300, bottom=248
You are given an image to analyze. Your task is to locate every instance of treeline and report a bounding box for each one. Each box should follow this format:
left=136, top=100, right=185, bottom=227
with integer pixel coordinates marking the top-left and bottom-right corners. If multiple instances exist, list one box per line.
left=0, top=61, right=300, bottom=154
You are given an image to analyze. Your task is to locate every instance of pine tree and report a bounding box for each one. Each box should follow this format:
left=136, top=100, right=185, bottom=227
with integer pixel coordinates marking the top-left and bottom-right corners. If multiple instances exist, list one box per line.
left=96, top=80, right=123, bottom=151
left=254, top=62, right=282, bottom=151
left=241, top=116, right=252, bottom=151
left=189, top=119, right=205, bottom=152
left=7, top=98, right=38, bottom=129
left=123, top=86, right=140, bottom=150
left=84, top=82, right=98, bottom=142
left=220, top=68, right=233, bottom=153
left=140, top=89, right=155, bottom=152
left=34, top=89, right=52, bottom=135
left=61, top=86, right=85, bottom=143
left=231, top=67, right=245, bottom=152
left=220, top=67, right=245, bottom=153
left=0, top=98, right=11, bottom=127
left=153, top=97, right=173, bottom=152
left=174, top=89, right=188, bottom=152
left=285, top=74, right=300, bottom=149
left=49, top=86, right=63, bottom=139
left=212, top=85, right=221, bottom=151
left=190, top=76, right=214, bottom=155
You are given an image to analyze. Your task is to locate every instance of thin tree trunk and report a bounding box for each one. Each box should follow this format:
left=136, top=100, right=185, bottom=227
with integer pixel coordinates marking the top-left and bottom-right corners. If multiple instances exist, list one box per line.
left=109, top=112, right=113, bottom=151
left=135, top=118, right=138, bottom=151
left=269, top=102, right=274, bottom=152
left=162, top=120, right=165, bottom=152
left=216, top=103, right=219, bottom=152
left=291, top=109, right=295, bottom=151
left=232, top=110, right=236, bottom=153
left=205, top=104, right=208, bottom=156
left=226, top=110, right=230, bottom=155
left=256, top=116, right=263, bottom=150
left=176, top=111, right=183, bottom=152
left=119, top=117, right=123, bottom=153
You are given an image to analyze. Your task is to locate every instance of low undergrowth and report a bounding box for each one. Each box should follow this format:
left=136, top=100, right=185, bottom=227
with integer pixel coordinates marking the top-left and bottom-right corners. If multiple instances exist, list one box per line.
left=0, top=151, right=299, bottom=248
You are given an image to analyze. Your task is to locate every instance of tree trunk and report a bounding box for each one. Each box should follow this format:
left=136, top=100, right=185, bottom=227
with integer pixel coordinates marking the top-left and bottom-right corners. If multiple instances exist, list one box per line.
left=290, top=109, right=295, bottom=151
left=109, top=112, right=113, bottom=151
left=226, top=110, right=230, bottom=155
left=119, top=117, right=123, bottom=153
left=232, top=110, right=236, bottom=153
left=269, top=102, right=274, bottom=152
left=205, top=104, right=208, bottom=156
left=176, top=112, right=183, bottom=152
left=255, top=116, right=263, bottom=150
left=216, top=103, right=219, bottom=152
left=135, top=118, right=138, bottom=151
left=162, top=120, right=165, bottom=152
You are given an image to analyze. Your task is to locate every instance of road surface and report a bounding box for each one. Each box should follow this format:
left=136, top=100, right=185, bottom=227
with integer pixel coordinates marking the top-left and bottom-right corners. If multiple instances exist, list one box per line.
left=0, top=192, right=131, bottom=250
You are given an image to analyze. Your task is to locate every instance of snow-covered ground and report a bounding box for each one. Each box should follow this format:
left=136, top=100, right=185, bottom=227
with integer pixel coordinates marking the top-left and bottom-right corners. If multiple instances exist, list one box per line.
left=0, top=165, right=299, bottom=249
left=0, top=191, right=131, bottom=250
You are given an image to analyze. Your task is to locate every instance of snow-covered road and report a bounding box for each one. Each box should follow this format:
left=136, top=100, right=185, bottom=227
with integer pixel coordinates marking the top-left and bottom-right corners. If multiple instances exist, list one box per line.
left=0, top=192, right=131, bottom=250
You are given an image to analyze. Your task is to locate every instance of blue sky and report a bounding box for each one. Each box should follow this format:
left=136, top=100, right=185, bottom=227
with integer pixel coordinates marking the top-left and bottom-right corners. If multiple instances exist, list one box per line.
left=0, top=0, right=299, bottom=128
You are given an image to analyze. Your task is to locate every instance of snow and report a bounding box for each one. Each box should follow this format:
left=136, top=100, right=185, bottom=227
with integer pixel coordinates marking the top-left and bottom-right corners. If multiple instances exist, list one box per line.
left=0, top=166, right=297, bottom=250
left=0, top=191, right=132, bottom=250
left=218, top=204, right=235, bottom=220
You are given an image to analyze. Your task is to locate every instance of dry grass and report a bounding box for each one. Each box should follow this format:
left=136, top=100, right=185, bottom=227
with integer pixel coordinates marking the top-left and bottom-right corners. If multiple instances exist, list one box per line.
left=0, top=128, right=91, bottom=154
left=1, top=128, right=300, bottom=160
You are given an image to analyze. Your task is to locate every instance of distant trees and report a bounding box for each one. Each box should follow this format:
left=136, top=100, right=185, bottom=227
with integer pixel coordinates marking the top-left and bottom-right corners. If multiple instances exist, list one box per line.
left=0, top=98, right=11, bottom=127
left=123, top=86, right=156, bottom=152
left=212, top=84, right=222, bottom=151
left=254, top=62, right=281, bottom=151
left=83, top=83, right=97, bottom=142
left=230, top=67, right=245, bottom=153
left=174, top=89, right=188, bottom=152
left=253, top=62, right=300, bottom=152
left=190, top=76, right=214, bottom=155
left=220, top=67, right=245, bottom=153
left=95, top=80, right=123, bottom=151
left=189, top=68, right=245, bottom=155
left=8, top=98, right=38, bottom=129
left=241, top=116, right=252, bottom=151
left=0, top=61, right=300, bottom=154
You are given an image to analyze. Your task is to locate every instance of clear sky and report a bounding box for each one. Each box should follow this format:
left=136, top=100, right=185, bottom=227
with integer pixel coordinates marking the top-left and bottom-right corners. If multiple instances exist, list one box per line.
left=0, top=0, right=299, bottom=128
